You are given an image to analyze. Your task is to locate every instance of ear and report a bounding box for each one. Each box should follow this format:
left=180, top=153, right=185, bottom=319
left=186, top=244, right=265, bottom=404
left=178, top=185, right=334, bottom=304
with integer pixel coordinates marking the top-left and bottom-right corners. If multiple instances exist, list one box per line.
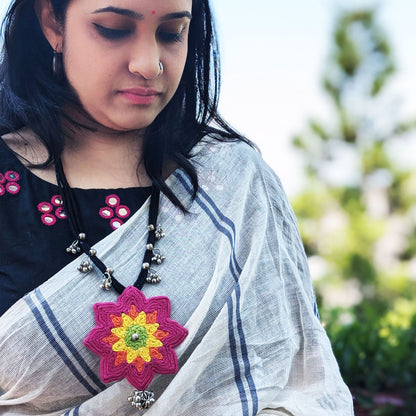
left=34, top=0, right=64, bottom=52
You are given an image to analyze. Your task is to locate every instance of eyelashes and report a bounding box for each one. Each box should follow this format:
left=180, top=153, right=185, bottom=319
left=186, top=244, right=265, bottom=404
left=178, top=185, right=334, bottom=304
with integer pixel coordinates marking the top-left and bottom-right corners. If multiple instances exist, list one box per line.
left=93, top=23, right=185, bottom=43
left=93, top=24, right=129, bottom=40
left=157, top=31, right=184, bottom=43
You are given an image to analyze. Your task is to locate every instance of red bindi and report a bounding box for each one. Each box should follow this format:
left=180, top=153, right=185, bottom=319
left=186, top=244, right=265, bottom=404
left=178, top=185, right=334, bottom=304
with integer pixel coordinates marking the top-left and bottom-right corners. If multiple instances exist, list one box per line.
left=152, top=10, right=156, bottom=15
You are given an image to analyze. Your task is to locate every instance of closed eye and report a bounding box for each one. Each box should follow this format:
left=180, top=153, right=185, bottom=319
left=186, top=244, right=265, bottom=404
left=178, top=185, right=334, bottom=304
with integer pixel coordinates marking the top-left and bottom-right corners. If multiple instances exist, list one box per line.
left=158, top=31, right=183, bottom=43
left=93, top=23, right=131, bottom=40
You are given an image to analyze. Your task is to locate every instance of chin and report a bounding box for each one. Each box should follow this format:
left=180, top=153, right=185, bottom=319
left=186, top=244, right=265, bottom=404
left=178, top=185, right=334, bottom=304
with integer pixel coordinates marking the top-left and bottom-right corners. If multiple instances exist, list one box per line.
left=103, top=116, right=159, bottom=133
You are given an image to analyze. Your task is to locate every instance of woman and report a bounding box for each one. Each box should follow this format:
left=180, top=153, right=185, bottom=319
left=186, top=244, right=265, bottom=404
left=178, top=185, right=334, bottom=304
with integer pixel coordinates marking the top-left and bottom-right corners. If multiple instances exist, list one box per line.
left=0, top=0, right=354, bottom=415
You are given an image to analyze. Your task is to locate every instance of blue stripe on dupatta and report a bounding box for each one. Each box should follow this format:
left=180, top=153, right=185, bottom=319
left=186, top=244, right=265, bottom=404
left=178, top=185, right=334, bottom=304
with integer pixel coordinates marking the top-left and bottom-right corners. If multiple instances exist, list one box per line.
left=63, top=405, right=80, bottom=416
left=24, top=295, right=100, bottom=396
left=314, top=301, right=320, bottom=319
left=175, top=171, right=259, bottom=416
left=227, top=297, right=249, bottom=415
left=34, top=289, right=107, bottom=391
left=197, top=185, right=243, bottom=275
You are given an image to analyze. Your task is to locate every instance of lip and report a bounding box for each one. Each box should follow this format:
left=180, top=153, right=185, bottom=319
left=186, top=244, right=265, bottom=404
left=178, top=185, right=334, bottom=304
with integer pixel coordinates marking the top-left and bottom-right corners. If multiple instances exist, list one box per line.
left=119, top=87, right=161, bottom=105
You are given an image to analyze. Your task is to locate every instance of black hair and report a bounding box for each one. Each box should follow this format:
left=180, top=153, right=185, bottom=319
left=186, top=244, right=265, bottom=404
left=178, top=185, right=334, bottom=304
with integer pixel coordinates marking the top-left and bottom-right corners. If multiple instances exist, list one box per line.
left=0, top=0, right=250, bottom=209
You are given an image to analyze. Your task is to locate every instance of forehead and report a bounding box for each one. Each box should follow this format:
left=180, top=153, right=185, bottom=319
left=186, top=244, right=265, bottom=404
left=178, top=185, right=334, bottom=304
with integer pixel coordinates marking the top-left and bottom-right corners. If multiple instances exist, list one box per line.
left=68, top=0, right=193, bottom=15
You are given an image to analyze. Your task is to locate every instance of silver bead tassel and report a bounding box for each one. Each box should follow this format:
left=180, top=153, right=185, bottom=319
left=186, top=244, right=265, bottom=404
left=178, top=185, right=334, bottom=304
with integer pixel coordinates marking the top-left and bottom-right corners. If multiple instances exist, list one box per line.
left=77, top=259, right=93, bottom=273
left=127, top=390, right=155, bottom=409
left=100, top=268, right=114, bottom=290
left=151, top=250, right=165, bottom=265
left=146, top=269, right=161, bottom=284
left=66, top=240, right=81, bottom=254
left=155, top=225, right=165, bottom=240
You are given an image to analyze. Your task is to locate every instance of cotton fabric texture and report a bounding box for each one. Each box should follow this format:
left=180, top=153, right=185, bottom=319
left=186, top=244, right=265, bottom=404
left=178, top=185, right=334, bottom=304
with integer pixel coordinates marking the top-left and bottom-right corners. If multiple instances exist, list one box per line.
left=0, top=139, right=354, bottom=415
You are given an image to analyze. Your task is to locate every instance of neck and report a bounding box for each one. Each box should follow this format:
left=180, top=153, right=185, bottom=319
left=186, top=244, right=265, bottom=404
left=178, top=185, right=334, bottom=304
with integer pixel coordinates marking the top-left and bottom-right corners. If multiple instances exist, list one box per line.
left=61, top=126, right=152, bottom=189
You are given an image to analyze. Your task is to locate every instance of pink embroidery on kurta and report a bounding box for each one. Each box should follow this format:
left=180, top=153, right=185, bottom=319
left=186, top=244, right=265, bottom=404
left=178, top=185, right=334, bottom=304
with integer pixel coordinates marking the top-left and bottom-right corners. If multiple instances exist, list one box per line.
left=100, top=194, right=132, bottom=230
left=38, top=194, right=66, bottom=226
left=99, top=207, right=114, bottom=219
left=0, top=170, right=21, bottom=196
left=116, top=205, right=131, bottom=219
left=4, top=171, right=20, bottom=181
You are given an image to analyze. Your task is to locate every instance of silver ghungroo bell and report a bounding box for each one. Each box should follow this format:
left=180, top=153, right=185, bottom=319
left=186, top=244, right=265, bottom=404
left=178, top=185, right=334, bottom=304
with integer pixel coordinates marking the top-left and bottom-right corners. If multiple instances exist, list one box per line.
left=127, top=390, right=155, bottom=409
left=146, top=270, right=161, bottom=284
left=155, top=225, right=165, bottom=240
left=100, top=268, right=114, bottom=290
left=66, top=240, right=81, bottom=254
left=151, top=250, right=165, bottom=265
left=77, top=259, right=93, bottom=273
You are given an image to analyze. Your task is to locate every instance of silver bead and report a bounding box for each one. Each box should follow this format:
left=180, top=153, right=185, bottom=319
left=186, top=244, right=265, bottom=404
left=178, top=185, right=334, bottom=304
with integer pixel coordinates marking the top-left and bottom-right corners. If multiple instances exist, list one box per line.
left=89, top=249, right=97, bottom=256
left=78, top=233, right=86, bottom=240
left=142, top=262, right=150, bottom=270
left=106, top=267, right=114, bottom=275
left=147, top=224, right=155, bottom=231
left=131, top=333, right=139, bottom=341
left=146, top=244, right=154, bottom=251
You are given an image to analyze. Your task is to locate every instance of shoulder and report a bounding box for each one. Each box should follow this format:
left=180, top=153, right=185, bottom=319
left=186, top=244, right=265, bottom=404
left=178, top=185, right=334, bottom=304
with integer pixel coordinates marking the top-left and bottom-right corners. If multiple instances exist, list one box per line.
left=1, top=128, right=49, bottom=165
left=191, top=138, right=287, bottom=204
left=1, top=128, right=56, bottom=184
left=192, top=138, right=267, bottom=177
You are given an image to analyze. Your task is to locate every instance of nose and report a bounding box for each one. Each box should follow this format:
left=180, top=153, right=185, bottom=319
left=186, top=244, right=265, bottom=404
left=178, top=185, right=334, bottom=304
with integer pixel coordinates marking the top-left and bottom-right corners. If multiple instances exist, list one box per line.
left=128, top=38, right=162, bottom=80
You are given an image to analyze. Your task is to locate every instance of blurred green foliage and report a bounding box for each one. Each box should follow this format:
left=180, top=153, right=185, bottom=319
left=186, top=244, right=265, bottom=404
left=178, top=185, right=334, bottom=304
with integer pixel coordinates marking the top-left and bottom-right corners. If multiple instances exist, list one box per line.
left=291, top=7, right=416, bottom=415
left=327, top=306, right=416, bottom=415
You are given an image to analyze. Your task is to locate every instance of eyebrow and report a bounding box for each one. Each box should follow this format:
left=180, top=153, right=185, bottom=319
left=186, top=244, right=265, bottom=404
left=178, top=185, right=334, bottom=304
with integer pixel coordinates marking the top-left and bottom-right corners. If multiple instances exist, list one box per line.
left=160, top=12, right=192, bottom=21
left=92, top=7, right=192, bottom=21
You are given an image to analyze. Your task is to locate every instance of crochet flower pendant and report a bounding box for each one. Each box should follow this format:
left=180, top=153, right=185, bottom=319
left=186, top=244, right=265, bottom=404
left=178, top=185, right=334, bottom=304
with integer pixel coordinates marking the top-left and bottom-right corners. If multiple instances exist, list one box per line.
left=84, top=286, right=188, bottom=393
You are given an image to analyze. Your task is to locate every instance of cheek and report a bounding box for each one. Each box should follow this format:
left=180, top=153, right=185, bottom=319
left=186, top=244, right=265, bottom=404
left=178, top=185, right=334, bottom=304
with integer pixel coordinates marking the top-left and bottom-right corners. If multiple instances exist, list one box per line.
left=63, top=30, right=115, bottom=94
left=166, top=47, right=189, bottom=91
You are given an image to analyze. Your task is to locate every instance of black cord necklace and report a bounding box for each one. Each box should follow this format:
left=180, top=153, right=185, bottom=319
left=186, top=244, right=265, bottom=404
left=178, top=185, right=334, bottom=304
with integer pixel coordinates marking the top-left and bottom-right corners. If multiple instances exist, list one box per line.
left=54, top=160, right=187, bottom=411
left=55, top=158, right=165, bottom=294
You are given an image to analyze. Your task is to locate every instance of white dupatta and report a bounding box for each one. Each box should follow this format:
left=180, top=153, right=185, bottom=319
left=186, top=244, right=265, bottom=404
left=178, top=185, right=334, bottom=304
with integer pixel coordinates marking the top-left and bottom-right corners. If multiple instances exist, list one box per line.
left=0, top=139, right=354, bottom=415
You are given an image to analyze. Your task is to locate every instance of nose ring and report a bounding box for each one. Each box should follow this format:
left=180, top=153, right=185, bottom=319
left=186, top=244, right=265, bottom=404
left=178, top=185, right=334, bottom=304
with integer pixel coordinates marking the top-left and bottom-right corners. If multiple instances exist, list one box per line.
left=159, top=62, right=164, bottom=75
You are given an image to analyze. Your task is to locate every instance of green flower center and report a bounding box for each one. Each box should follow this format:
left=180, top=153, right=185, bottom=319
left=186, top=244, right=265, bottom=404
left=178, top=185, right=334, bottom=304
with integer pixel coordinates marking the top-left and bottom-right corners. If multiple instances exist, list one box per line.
left=125, top=325, right=148, bottom=349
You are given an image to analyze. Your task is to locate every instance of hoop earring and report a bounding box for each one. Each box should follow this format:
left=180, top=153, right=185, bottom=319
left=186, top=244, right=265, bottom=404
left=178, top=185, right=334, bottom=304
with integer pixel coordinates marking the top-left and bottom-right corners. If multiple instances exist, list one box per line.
left=53, top=45, right=64, bottom=80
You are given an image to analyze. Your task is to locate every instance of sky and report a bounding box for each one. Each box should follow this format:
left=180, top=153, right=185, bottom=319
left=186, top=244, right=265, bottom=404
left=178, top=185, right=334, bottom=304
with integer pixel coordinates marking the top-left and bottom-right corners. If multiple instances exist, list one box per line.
left=211, top=0, right=416, bottom=195
left=1, top=0, right=415, bottom=196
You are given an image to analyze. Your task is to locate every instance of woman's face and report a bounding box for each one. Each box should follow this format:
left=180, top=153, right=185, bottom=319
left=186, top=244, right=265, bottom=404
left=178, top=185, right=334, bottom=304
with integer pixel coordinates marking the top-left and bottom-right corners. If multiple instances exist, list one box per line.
left=55, top=0, right=192, bottom=131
